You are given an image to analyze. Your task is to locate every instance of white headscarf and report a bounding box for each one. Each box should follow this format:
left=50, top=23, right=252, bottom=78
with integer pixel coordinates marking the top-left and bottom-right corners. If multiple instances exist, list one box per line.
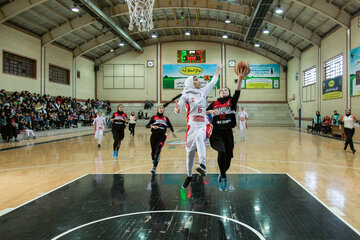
left=182, top=76, right=203, bottom=95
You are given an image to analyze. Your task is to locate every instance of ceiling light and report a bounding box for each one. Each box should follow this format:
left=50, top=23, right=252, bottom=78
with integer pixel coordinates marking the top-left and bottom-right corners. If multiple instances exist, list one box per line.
left=151, top=33, right=157, bottom=38
left=254, top=41, right=260, bottom=47
left=71, top=5, right=79, bottom=12
left=263, top=26, right=269, bottom=34
left=119, top=42, right=125, bottom=47
left=275, top=5, right=283, bottom=14
left=222, top=34, right=228, bottom=39
left=185, top=30, right=191, bottom=36
left=225, top=16, right=231, bottom=24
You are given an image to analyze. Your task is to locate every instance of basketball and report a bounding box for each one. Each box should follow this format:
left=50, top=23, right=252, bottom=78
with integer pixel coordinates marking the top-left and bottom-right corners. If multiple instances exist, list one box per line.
left=234, top=61, right=251, bottom=75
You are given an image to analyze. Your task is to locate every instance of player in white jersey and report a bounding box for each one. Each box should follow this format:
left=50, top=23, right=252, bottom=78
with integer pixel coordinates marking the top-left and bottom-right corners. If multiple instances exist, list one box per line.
left=93, top=111, right=106, bottom=148
left=238, top=107, right=248, bottom=141
left=174, top=64, right=221, bottom=189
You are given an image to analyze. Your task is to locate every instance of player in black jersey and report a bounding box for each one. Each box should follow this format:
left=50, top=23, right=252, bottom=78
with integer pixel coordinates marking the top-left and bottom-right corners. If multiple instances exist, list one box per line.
left=207, top=66, right=249, bottom=191
left=146, top=105, right=176, bottom=175
left=110, top=104, right=128, bottom=158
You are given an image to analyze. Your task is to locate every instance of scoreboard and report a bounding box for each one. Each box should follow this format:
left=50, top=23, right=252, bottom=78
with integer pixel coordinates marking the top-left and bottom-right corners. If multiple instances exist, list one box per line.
left=177, top=50, right=206, bottom=63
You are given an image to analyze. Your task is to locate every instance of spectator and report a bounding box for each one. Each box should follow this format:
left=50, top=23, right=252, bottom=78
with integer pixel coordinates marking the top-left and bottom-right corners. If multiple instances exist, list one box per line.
left=19, top=118, right=36, bottom=139
left=144, top=112, right=149, bottom=120
left=138, top=109, right=143, bottom=119
left=332, top=110, right=341, bottom=125
left=314, top=111, right=322, bottom=134
left=323, top=116, right=331, bottom=134
left=5, top=119, right=19, bottom=142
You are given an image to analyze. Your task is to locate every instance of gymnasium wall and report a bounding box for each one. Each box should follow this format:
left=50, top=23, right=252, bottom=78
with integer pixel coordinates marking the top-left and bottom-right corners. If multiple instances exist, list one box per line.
left=96, top=45, right=157, bottom=102
left=351, top=17, right=360, bottom=115
left=0, top=24, right=41, bottom=93
left=98, top=41, right=286, bottom=103
left=320, top=27, right=347, bottom=116
left=0, top=24, right=95, bottom=100
left=45, top=44, right=73, bottom=98
left=300, top=46, right=319, bottom=118
left=288, top=18, right=360, bottom=121
left=287, top=57, right=299, bottom=118
left=225, top=45, right=286, bottom=102
left=75, top=57, right=95, bottom=100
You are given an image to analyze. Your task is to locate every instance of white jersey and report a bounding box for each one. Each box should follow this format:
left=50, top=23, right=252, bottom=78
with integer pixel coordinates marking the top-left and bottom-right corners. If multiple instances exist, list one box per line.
left=238, top=110, right=248, bottom=119
left=341, top=115, right=357, bottom=129
left=93, top=116, right=106, bottom=130
left=129, top=115, right=137, bottom=124
left=178, top=76, right=218, bottom=126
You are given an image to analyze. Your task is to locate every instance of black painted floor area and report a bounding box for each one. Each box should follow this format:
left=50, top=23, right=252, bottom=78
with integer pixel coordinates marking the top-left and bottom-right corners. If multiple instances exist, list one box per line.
left=0, top=174, right=359, bottom=240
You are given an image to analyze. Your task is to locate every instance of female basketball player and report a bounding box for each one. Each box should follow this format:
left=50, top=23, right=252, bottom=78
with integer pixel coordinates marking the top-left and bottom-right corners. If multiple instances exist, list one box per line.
left=93, top=111, right=106, bottom=148
left=146, top=105, right=176, bottom=175
left=238, top=107, right=248, bottom=141
left=110, top=104, right=128, bottom=158
left=207, top=64, right=249, bottom=191
left=173, top=63, right=221, bottom=189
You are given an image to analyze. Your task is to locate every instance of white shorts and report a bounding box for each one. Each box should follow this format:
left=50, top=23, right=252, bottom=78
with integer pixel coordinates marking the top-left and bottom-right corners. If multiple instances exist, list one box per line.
left=94, top=128, right=104, bottom=139
left=185, top=124, right=207, bottom=151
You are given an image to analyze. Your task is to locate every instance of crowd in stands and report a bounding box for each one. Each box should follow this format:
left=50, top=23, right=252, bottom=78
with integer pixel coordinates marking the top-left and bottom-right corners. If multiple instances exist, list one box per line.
left=144, top=100, right=154, bottom=110
left=0, top=89, right=111, bottom=142
left=307, top=110, right=358, bottom=135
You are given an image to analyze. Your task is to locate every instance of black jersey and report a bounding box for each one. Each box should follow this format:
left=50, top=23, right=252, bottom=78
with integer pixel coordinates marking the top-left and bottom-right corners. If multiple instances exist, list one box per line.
left=111, top=111, right=127, bottom=129
left=207, top=90, right=240, bottom=130
left=146, top=114, right=174, bottom=135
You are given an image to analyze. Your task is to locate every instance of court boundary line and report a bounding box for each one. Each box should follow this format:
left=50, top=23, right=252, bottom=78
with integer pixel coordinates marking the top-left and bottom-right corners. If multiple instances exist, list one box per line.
left=50, top=210, right=266, bottom=240
left=3, top=155, right=360, bottom=173
left=114, top=162, right=262, bottom=174
left=0, top=130, right=111, bottom=152
left=287, top=174, right=360, bottom=236
left=1, top=173, right=89, bottom=216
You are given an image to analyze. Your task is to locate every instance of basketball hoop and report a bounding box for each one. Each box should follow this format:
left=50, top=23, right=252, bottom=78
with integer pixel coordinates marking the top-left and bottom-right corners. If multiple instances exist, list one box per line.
left=126, top=0, right=155, bottom=32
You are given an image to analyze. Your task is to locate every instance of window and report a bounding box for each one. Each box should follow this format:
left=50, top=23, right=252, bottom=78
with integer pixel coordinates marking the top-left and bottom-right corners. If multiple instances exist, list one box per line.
left=3, top=51, right=36, bottom=78
left=303, top=67, right=316, bottom=87
left=324, top=54, right=343, bottom=80
left=49, top=65, right=70, bottom=85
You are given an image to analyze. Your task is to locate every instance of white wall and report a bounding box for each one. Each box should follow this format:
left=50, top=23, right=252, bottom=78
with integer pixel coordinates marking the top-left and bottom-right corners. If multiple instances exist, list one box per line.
left=288, top=22, right=359, bottom=123
left=0, top=24, right=41, bottom=93
left=75, top=57, right=95, bottom=100
left=96, top=45, right=157, bottom=102
left=226, top=45, right=286, bottom=102
left=98, top=41, right=286, bottom=103
left=0, top=24, right=96, bottom=99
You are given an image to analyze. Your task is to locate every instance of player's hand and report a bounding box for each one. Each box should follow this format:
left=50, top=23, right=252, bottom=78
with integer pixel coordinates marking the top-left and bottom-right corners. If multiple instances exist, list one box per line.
left=174, top=101, right=180, bottom=113
left=217, top=63, right=223, bottom=69
left=152, top=125, right=159, bottom=129
left=110, top=119, right=114, bottom=123
left=172, top=133, right=177, bottom=138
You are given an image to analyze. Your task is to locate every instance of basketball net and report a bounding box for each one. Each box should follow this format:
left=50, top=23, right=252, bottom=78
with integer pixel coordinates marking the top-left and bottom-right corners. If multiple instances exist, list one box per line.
left=126, top=0, right=155, bottom=32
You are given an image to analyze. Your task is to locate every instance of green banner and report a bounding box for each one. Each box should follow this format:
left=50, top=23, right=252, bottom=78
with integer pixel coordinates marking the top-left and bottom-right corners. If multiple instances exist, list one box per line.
left=241, top=64, right=280, bottom=89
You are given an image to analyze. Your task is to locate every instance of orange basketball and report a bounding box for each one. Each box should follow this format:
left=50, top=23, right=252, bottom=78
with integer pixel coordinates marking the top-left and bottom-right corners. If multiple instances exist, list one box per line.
left=234, top=61, right=251, bottom=75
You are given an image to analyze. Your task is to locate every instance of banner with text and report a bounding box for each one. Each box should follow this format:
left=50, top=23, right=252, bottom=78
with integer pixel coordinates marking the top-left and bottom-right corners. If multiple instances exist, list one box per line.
left=350, top=46, right=360, bottom=96
left=322, top=76, right=343, bottom=100
left=163, top=64, right=220, bottom=89
left=241, top=64, right=280, bottom=89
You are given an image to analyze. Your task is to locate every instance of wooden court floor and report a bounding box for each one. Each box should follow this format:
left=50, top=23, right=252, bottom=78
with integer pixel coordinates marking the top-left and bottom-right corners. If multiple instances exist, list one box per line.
left=0, top=127, right=359, bottom=231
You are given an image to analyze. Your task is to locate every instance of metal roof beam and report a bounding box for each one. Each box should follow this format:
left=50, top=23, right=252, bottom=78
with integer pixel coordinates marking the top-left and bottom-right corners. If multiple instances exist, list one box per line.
left=0, top=0, right=47, bottom=23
